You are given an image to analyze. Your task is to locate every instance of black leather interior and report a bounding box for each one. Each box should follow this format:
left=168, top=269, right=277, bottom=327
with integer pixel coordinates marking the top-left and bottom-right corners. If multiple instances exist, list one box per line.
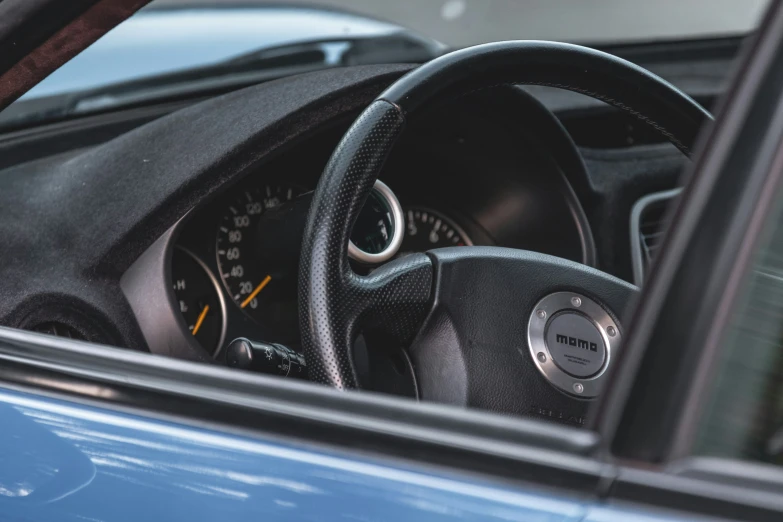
left=299, top=100, right=432, bottom=389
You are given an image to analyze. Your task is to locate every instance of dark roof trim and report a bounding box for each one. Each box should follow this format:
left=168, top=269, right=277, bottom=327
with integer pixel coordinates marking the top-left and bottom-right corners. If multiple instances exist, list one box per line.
left=0, top=0, right=152, bottom=110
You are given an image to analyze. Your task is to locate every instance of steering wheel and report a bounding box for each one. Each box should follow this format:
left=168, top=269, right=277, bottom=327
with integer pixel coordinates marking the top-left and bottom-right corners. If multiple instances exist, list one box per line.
left=298, top=41, right=712, bottom=420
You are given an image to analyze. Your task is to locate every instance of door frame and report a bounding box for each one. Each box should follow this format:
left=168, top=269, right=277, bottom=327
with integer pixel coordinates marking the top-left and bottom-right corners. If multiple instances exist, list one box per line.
left=592, top=1, right=783, bottom=520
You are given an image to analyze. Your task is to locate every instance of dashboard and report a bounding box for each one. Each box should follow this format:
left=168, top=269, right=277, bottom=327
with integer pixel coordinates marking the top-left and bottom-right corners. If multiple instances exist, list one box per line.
left=167, top=92, right=592, bottom=359
left=174, top=184, right=473, bottom=356
left=0, top=45, right=723, bottom=367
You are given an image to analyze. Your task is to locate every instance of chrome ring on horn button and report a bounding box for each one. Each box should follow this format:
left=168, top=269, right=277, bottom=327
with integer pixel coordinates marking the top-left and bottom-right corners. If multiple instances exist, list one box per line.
left=527, top=292, right=621, bottom=399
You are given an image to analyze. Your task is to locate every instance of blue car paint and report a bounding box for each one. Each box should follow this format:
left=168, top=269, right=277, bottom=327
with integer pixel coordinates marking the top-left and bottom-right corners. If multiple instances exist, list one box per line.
left=584, top=506, right=707, bottom=522
left=19, top=6, right=407, bottom=101
left=0, top=387, right=587, bottom=521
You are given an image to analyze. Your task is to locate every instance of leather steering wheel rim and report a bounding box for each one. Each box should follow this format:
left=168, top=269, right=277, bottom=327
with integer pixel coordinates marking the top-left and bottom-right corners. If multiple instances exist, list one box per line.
left=299, top=40, right=713, bottom=390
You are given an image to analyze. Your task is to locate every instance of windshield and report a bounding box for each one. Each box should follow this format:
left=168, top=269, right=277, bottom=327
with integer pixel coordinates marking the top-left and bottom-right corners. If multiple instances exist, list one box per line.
left=1, top=0, right=770, bottom=131
left=288, top=0, right=768, bottom=46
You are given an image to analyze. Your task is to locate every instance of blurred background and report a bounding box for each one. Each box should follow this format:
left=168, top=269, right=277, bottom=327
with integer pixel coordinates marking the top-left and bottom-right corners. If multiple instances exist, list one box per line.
left=153, top=0, right=769, bottom=47
left=3, top=0, right=770, bottom=129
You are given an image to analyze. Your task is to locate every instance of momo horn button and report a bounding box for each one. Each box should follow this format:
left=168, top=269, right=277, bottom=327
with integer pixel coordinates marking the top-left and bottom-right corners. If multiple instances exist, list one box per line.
left=527, top=292, right=621, bottom=398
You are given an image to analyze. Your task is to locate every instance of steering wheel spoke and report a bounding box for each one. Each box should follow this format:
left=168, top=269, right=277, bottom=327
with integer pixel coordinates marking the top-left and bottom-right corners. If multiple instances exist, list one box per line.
left=347, top=253, right=433, bottom=342
left=300, top=252, right=432, bottom=389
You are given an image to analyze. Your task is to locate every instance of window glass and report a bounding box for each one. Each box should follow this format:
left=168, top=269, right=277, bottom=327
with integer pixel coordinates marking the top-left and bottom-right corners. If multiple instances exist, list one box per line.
left=0, top=1, right=768, bottom=131
left=694, top=198, right=783, bottom=464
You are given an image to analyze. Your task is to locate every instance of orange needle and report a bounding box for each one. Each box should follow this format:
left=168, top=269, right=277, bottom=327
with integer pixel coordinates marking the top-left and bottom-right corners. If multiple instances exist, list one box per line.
left=241, top=275, right=272, bottom=308
left=192, top=304, right=210, bottom=336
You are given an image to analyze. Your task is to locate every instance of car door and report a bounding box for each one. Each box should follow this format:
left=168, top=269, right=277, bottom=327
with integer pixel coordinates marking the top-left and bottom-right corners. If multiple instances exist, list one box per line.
left=0, top=2, right=780, bottom=522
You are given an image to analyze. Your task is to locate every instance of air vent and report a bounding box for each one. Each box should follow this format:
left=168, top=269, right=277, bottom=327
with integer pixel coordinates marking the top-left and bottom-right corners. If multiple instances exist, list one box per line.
left=31, top=321, right=85, bottom=340
left=640, top=207, right=667, bottom=264
left=18, top=302, right=115, bottom=346
left=630, top=189, right=681, bottom=285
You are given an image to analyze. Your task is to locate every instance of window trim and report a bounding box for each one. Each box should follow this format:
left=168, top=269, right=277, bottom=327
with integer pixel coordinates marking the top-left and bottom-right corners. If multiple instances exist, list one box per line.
left=610, top=460, right=783, bottom=521
left=0, top=325, right=606, bottom=495
left=593, top=0, right=783, bottom=457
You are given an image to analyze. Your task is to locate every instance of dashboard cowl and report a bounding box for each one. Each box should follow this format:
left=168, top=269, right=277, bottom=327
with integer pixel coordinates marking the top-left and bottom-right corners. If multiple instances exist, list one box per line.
left=0, top=65, right=416, bottom=351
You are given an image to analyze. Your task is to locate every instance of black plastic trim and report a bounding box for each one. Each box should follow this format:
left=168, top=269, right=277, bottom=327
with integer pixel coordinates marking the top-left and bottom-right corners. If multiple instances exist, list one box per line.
left=120, top=222, right=217, bottom=362
left=510, top=86, right=598, bottom=267
left=611, top=464, right=783, bottom=521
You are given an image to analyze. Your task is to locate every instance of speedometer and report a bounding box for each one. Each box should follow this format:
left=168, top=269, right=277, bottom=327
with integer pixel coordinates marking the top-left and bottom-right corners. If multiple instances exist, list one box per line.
left=216, top=184, right=300, bottom=339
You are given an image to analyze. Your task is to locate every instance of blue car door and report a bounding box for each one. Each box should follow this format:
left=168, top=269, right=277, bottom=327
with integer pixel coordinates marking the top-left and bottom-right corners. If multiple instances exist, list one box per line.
left=0, top=385, right=592, bottom=522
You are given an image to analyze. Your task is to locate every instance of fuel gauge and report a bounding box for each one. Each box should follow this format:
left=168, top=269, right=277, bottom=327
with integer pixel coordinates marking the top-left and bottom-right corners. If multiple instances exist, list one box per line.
left=171, top=248, right=225, bottom=355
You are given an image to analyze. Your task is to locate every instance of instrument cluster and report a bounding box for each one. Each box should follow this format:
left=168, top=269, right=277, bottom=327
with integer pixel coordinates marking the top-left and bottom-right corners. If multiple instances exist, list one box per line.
left=173, top=179, right=474, bottom=357
left=169, top=103, right=591, bottom=359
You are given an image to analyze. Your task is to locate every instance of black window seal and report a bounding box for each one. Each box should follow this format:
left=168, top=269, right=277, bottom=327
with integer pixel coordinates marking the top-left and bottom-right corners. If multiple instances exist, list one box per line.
left=610, top=462, right=783, bottom=521
left=593, top=0, right=783, bottom=460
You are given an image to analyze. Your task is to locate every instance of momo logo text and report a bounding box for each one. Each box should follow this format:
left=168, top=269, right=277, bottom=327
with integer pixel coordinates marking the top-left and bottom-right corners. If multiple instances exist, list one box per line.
left=556, top=334, right=598, bottom=352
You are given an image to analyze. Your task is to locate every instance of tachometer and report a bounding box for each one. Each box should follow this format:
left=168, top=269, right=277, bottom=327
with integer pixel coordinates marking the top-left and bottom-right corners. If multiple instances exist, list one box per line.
left=401, top=207, right=472, bottom=254
left=216, top=185, right=300, bottom=339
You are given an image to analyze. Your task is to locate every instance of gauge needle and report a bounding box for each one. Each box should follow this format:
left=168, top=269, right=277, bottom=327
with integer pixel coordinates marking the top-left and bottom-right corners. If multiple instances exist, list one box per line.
left=241, top=275, right=272, bottom=308
left=192, top=304, right=210, bottom=336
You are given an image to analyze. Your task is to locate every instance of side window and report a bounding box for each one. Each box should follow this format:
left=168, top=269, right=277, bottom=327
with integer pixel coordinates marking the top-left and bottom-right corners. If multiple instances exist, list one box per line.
left=693, top=198, right=783, bottom=465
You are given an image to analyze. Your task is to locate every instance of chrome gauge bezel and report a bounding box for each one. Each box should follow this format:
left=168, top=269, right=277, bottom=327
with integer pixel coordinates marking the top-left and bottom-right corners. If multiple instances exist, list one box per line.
left=348, top=180, right=405, bottom=264
left=173, top=247, right=228, bottom=357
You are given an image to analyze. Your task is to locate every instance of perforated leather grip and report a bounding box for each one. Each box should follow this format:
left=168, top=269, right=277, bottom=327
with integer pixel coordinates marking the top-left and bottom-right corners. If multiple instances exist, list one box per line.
left=299, top=100, right=433, bottom=389
left=300, top=41, right=712, bottom=389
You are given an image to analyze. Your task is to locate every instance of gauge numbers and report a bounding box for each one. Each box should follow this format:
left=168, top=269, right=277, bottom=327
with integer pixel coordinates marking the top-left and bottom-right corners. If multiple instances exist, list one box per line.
left=216, top=185, right=300, bottom=338
left=216, top=188, right=469, bottom=338
left=401, top=207, right=472, bottom=254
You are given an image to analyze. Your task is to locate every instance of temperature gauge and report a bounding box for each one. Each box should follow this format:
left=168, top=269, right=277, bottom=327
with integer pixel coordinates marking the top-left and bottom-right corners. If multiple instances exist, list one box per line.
left=171, top=248, right=225, bottom=354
